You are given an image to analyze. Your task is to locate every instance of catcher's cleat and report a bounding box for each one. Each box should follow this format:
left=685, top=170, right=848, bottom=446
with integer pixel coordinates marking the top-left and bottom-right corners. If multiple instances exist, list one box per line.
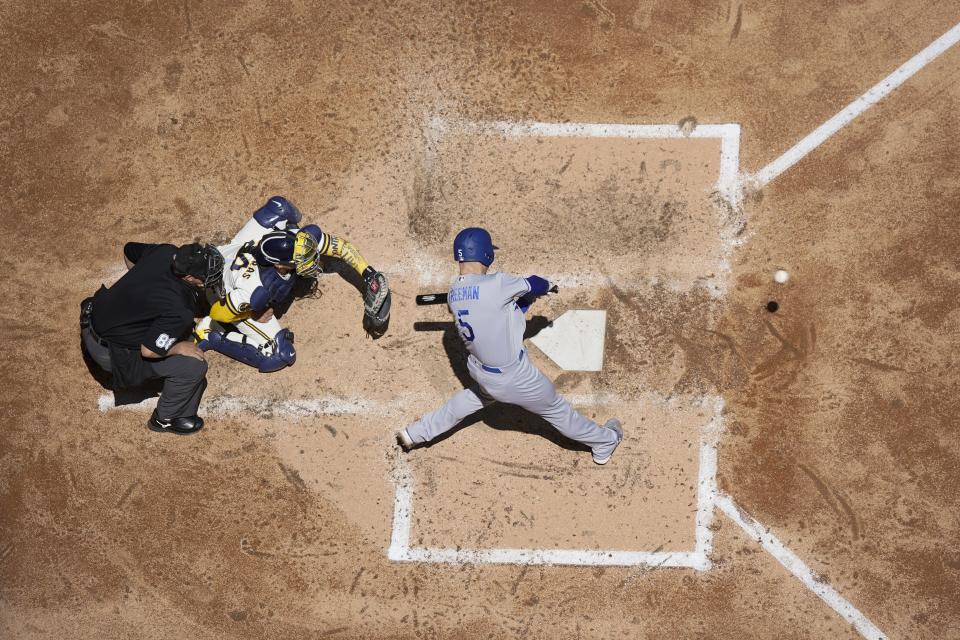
left=592, top=418, right=623, bottom=465
left=149, top=410, right=204, bottom=435
left=396, top=427, right=415, bottom=451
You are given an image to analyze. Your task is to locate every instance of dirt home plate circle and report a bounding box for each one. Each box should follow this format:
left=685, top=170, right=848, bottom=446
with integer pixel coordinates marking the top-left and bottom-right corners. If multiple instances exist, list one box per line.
left=24, top=1, right=960, bottom=636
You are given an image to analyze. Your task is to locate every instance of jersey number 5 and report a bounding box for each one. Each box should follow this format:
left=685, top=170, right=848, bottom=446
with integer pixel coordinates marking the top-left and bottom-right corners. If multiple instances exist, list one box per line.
left=456, top=309, right=475, bottom=342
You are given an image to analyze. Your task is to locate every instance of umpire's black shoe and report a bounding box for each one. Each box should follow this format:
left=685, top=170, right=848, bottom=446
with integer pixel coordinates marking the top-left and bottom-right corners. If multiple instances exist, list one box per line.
left=148, top=410, right=204, bottom=435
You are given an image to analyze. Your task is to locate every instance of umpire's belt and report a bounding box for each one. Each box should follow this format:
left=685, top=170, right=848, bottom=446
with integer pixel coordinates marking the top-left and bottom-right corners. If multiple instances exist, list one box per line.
left=80, top=298, right=110, bottom=349
left=473, top=350, right=524, bottom=374
left=86, top=325, right=110, bottom=349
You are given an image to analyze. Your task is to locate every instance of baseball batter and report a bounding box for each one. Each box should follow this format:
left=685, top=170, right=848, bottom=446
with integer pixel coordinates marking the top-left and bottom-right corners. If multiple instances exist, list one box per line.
left=194, top=196, right=391, bottom=371
left=398, top=227, right=623, bottom=465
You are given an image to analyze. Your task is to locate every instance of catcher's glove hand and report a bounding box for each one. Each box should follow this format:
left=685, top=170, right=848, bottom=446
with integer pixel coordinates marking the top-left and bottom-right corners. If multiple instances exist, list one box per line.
left=362, top=267, right=391, bottom=339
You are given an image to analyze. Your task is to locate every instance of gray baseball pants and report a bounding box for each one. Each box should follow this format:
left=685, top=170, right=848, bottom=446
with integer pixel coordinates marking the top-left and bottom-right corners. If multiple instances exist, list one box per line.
left=82, top=328, right=208, bottom=420
left=406, top=350, right=619, bottom=457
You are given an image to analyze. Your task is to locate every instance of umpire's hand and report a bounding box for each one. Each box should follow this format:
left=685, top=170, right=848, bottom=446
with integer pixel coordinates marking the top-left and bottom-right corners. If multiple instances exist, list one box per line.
left=167, top=341, right=206, bottom=361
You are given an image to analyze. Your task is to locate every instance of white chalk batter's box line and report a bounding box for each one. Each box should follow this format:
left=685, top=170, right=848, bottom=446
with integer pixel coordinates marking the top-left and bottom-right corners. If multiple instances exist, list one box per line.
left=97, top=390, right=711, bottom=418
left=429, top=118, right=742, bottom=209
left=388, top=394, right=724, bottom=570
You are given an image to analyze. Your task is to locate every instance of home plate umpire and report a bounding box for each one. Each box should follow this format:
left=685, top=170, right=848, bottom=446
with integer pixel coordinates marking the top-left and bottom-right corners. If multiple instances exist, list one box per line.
left=81, top=242, right=224, bottom=434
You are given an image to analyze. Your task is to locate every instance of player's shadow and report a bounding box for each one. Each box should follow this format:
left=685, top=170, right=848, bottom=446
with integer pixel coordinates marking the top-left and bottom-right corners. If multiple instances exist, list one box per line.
left=318, top=256, right=366, bottom=293
left=413, top=316, right=552, bottom=387
left=276, top=257, right=392, bottom=335
left=411, top=316, right=588, bottom=453
left=273, top=255, right=364, bottom=319
left=449, top=405, right=592, bottom=454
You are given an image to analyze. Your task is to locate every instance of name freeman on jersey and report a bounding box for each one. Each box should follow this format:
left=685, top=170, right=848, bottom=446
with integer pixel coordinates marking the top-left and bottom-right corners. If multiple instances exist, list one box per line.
left=448, top=285, right=481, bottom=302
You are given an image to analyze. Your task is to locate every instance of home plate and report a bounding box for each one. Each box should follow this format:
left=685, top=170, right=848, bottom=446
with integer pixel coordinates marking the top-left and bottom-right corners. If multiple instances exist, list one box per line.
left=529, top=310, right=607, bottom=371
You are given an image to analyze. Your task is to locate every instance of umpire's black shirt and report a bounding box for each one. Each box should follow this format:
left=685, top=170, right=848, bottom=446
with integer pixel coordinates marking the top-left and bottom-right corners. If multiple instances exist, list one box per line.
left=92, top=243, right=201, bottom=356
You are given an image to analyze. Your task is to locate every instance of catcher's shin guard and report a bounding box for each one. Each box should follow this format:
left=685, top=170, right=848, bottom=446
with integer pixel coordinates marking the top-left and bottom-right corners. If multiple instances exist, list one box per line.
left=199, top=328, right=296, bottom=373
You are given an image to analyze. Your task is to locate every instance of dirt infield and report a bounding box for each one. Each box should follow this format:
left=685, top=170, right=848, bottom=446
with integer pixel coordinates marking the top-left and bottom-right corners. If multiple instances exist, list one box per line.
left=2, top=1, right=960, bottom=639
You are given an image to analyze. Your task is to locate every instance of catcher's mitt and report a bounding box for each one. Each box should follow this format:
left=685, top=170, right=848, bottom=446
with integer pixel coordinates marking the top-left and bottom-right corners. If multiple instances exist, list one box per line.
left=362, top=269, right=391, bottom=339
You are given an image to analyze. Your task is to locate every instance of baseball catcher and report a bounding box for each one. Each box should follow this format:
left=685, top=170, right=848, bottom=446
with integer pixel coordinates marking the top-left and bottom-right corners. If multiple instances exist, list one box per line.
left=194, top=196, right=391, bottom=372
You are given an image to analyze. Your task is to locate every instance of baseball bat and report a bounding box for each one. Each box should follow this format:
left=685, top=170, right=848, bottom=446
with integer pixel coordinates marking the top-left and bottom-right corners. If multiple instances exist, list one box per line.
left=416, top=293, right=448, bottom=306
left=416, top=285, right=558, bottom=306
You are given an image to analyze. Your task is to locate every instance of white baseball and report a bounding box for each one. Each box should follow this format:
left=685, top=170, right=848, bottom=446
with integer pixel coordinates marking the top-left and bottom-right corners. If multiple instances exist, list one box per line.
left=774, top=269, right=789, bottom=284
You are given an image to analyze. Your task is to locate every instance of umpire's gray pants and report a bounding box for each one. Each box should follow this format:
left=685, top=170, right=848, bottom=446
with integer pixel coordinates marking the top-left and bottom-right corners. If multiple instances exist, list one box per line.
left=82, top=328, right=208, bottom=420
left=406, top=350, right=619, bottom=458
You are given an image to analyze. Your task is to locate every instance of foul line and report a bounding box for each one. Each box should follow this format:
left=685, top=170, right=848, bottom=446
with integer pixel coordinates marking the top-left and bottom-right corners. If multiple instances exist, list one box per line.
left=716, top=494, right=887, bottom=640
left=751, top=21, right=960, bottom=187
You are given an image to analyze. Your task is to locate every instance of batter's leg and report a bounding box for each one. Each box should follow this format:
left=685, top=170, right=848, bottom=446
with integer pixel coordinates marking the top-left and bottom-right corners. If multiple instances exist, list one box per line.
left=403, top=385, right=493, bottom=446
left=499, top=357, right=620, bottom=456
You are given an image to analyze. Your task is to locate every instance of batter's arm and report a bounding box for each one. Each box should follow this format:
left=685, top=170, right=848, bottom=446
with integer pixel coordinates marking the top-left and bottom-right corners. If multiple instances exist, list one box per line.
left=524, top=275, right=553, bottom=297
left=516, top=276, right=558, bottom=313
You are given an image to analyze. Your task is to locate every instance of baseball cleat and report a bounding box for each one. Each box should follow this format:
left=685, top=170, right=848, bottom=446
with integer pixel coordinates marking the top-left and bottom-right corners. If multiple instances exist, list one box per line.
left=592, top=418, right=623, bottom=465
left=396, top=427, right=415, bottom=451
left=149, top=410, right=205, bottom=435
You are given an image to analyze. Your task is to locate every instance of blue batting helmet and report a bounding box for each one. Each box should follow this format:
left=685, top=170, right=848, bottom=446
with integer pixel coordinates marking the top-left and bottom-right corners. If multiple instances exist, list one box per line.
left=254, top=231, right=297, bottom=268
left=453, top=227, right=497, bottom=266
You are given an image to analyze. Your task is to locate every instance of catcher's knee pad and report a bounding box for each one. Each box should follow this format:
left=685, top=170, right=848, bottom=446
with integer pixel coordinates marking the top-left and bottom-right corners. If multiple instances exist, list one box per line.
left=253, top=196, right=302, bottom=228
left=199, top=329, right=296, bottom=373
left=258, top=329, right=296, bottom=373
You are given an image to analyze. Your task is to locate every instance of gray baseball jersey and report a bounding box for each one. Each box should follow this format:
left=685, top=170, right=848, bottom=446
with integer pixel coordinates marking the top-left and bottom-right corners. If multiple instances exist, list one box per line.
left=405, top=271, right=620, bottom=460
left=447, top=273, right=530, bottom=367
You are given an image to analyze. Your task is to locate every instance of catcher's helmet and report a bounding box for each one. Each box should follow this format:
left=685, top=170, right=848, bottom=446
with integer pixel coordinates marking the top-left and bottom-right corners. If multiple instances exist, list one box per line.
left=254, top=231, right=297, bottom=268
left=453, top=227, right=497, bottom=267
left=292, top=231, right=321, bottom=276
left=254, top=230, right=320, bottom=276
